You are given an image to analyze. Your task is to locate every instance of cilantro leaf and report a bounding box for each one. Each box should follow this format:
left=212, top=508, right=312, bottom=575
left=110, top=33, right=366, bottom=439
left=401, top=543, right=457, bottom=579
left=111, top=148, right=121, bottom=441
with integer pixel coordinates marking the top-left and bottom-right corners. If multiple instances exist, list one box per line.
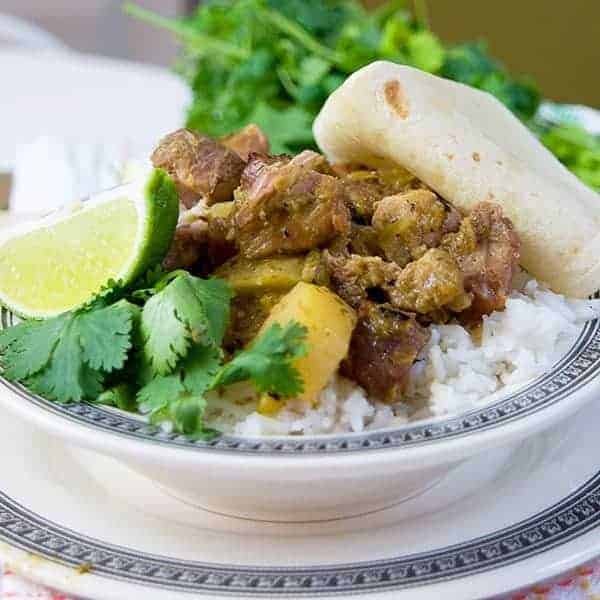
left=82, top=278, right=126, bottom=310
left=169, top=395, right=209, bottom=437
left=140, top=273, right=232, bottom=376
left=0, top=322, right=25, bottom=353
left=137, top=372, right=185, bottom=414
left=183, top=344, right=223, bottom=395
left=406, top=30, right=445, bottom=73
left=26, top=319, right=104, bottom=402
left=147, top=394, right=217, bottom=440
left=140, top=283, right=188, bottom=374
left=137, top=343, right=222, bottom=422
left=0, top=315, right=68, bottom=380
left=186, top=278, right=233, bottom=349
left=78, top=301, right=139, bottom=372
left=130, top=265, right=167, bottom=302
left=1, top=300, right=138, bottom=403
left=541, top=123, right=600, bottom=191
left=247, top=102, right=315, bottom=154
left=212, top=321, right=308, bottom=397
left=267, top=0, right=350, bottom=38
left=441, top=42, right=498, bottom=87
left=96, top=384, right=138, bottom=412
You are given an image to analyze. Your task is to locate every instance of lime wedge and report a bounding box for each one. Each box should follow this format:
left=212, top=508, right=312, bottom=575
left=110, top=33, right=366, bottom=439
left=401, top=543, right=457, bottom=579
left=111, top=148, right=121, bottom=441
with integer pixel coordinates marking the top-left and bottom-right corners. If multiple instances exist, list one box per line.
left=0, top=169, right=179, bottom=318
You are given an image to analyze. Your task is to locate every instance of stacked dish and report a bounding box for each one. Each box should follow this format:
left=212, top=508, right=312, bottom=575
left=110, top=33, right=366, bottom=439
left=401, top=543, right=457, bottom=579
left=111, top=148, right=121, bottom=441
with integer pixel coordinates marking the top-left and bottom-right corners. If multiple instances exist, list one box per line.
left=1, top=63, right=600, bottom=600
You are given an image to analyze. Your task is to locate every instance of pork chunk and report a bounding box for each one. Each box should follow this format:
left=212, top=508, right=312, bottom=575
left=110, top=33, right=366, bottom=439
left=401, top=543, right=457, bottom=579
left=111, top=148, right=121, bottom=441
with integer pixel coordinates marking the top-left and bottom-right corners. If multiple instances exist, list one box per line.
left=325, top=253, right=396, bottom=308
left=388, top=248, right=472, bottom=314
left=327, top=248, right=471, bottom=316
left=151, top=129, right=245, bottom=208
left=289, top=150, right=334, bottom=173
left=372, top=190, right=447, bottom=266
left=336, top=165, right=423, bottom=221
left=233, top=153, right=350, bottom=259
left=341, top=302, right=429, bottom=403
left=162, top=213, right=236, bottom=274
left=162, top=220, right=208, bottom=272
left=221, top=124, right=270, bottom=161
left=442, top=202, right=520, bottom=320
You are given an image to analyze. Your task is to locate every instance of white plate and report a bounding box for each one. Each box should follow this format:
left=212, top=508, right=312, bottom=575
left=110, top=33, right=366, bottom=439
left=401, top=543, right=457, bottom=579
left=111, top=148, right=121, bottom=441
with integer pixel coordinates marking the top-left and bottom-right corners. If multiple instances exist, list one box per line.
left=1, top=398, right=600, bottom=600
left=0, top=48, right=188, bottom=172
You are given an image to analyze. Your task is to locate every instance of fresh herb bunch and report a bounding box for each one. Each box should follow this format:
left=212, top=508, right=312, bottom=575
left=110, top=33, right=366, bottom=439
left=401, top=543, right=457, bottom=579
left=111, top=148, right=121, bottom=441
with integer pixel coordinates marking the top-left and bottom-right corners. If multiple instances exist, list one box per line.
left=125, top=0, right=600, bottom=191
left=539, top=123, right=600, bottom=191
left=0, top=271, right=308, bottom=439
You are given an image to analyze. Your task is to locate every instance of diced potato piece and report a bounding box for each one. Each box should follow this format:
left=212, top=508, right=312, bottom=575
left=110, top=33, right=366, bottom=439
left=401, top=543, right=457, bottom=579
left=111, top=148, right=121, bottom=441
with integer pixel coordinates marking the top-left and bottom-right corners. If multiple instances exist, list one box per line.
left=259, top=282, right=356, bottom=405
left=215, top=256, right=306, bottom=294
left=257, top=393, right=285, bottom=416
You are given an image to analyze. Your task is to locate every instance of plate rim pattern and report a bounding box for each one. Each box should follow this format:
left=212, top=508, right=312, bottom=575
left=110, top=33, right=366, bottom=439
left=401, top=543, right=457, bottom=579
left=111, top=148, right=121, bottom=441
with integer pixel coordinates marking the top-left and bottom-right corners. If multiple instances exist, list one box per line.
left=1, top=469, right=600, bottom=595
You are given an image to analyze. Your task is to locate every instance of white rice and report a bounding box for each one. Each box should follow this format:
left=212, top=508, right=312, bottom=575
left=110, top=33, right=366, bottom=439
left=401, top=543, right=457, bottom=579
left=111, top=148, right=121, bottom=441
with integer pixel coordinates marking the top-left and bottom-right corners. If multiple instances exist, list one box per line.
left=207, top=279, right=600, bottom=437
left=408, top=279, right=600, bottom=418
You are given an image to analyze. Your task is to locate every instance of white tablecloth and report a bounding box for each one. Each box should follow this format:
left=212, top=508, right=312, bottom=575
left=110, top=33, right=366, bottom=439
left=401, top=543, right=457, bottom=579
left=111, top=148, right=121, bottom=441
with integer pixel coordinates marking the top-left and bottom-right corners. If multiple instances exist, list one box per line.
left=3, top=563, right=600, bottom=599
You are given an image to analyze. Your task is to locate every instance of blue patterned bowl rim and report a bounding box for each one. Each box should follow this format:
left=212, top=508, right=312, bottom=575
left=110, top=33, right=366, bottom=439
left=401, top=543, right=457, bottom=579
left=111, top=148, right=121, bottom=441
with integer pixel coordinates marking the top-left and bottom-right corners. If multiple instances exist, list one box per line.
left=1, top=306, right=600, bottom=455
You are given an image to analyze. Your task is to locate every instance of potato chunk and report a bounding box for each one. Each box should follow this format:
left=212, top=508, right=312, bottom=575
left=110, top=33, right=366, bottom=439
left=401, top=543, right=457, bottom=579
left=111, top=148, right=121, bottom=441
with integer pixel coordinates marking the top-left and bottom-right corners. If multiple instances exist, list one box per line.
left=215, top=256, right=306, bottom=294
left=258, top=282, right=356, bottom=404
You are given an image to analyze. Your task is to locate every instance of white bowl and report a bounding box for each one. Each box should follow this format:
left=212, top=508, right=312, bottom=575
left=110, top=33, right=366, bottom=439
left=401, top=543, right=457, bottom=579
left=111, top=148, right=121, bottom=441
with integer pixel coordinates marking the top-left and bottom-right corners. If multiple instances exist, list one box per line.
left=1, top=306, right=599, bottom=522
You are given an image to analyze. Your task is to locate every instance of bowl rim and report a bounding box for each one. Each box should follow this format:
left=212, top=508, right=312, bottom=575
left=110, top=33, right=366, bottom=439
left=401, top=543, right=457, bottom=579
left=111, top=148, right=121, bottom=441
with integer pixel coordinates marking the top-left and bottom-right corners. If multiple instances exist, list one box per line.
left=2, top=306, right=600, bottom=463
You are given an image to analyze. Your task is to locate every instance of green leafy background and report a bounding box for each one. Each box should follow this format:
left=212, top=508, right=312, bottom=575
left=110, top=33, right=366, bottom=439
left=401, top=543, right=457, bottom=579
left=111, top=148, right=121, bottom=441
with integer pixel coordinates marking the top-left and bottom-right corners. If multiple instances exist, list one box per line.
left=126, top=0, right=600, bottom=191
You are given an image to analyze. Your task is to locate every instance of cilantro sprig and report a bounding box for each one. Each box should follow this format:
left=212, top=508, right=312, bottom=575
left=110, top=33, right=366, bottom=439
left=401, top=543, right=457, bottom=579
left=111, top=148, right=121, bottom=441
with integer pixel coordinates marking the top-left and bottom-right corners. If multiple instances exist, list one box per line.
left=539, top=123, right=600, bottom=192
left=0, top=271, right=308, bottom=439
left=212, top=321, right=308, bottom=396
left=125, top=1, right=538, bottom=152
left=126, top=0, right=599, bottom=190
left=0, top=301, right=138, bottom=402
left=140, top=272, right=231, bottom=374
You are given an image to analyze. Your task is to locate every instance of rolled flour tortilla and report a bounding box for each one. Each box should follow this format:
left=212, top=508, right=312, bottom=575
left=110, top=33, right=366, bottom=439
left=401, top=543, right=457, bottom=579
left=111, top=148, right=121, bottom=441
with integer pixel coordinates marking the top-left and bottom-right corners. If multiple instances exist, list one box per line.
left=314, top=61, right=600, bottom=298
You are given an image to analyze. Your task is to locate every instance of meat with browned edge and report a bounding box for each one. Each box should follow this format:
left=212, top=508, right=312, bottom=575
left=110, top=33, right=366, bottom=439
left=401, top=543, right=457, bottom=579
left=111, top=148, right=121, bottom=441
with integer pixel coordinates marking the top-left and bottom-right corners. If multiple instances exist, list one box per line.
left=442, top=202, right=520, bottom=321
left=326, top=248, right=471, bottom=316
left=335, top=165, right=425, bottom=222
left=221, top=124, right=270, bottom=161
left=151, top=128, right=245, bottom=208
left=372, top=190, right=463, bottom=265
left=162, top=220, right=208, bottom=272
left=162, top=214, right=236, bottom=274
left=325, top=253, right=395, bottom=308
left=372, top=190, right=448, bottom=267
left=388, top=248, right=472, bottom=314
left=341, top=302, right=430, bottom=403
left=233, top=152, right=351, bottom=258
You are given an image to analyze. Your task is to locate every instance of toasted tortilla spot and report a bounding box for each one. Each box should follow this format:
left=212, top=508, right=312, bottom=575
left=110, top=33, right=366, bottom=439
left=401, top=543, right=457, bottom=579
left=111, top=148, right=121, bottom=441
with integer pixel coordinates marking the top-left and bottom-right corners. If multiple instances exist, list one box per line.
left=384, top=80, right=409, bottom=119
left=472, top=152, right=481, bottom=162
